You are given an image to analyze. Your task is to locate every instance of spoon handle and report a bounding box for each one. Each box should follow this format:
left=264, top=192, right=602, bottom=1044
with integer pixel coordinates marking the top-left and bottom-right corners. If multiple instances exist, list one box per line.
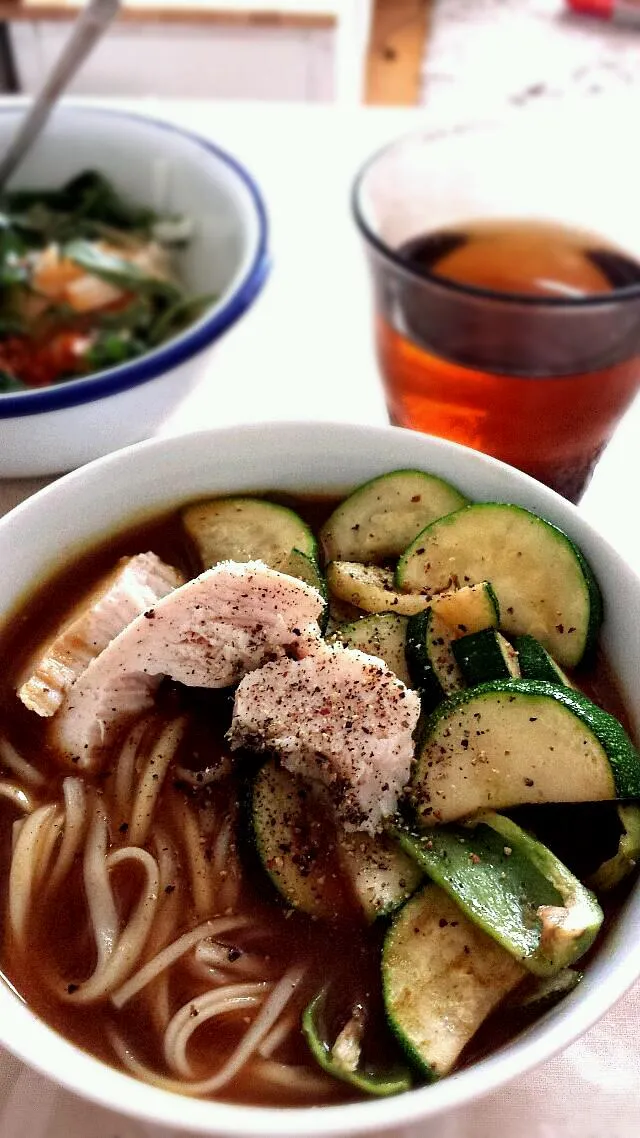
left=0, top=0, right=121, bottom=190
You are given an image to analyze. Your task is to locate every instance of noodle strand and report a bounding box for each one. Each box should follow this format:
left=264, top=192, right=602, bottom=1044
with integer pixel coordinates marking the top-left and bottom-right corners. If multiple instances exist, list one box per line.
left=163, top=963, right=307, bottom=1094
left=65, top=845, right=160, bottom=1003
left=111, top=916, right=251, bottom=1009
left=0, top=736, right=44, bottom=787
left=0, top=781, right=34, bottom=814
left=128, top=718, right=186, bottom=846
left=8, top=803, right=59, bottom=943
left=49, top=777, right=87, bottom=891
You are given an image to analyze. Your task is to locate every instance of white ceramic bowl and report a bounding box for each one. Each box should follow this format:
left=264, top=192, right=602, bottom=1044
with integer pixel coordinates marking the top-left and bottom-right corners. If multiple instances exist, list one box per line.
left=0, top=422, right=639, bottom=1138
left=0, top=106, right=269, bottom=477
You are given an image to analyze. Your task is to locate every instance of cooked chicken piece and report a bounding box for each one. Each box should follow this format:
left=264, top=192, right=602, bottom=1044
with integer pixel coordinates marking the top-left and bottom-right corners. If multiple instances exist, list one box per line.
left=229, top=641, right=420, bottom=834
left=18, top=552, right=183, bottom=717
left=51, top=560, right=324, bottom=770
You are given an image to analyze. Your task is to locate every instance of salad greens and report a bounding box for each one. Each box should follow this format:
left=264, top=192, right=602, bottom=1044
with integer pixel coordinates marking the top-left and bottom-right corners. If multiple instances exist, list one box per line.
left=0, top=170, right=214, bottom=390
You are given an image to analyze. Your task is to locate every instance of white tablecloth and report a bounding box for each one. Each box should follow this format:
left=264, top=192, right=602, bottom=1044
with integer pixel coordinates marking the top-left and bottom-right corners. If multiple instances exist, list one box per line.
left=1, top=96, right=640, bottom=1137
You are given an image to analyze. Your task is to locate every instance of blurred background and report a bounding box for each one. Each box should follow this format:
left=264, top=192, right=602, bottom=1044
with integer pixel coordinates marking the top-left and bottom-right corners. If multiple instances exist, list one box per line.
left=0, top=0, right=637, bottom=108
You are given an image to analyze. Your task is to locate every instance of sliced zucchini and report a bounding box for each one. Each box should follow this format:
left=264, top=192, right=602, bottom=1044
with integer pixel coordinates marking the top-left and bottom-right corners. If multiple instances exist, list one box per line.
left=303, top=988, right=412, bottom=1097
left=394, top=814, right=603, bottom=975
left=339, top=829, right=423, bottom=921
left=428, top=581, right=500, bottom=630
left=327, top=562, right=429, bottom=617
left=396, top=504, right=602, bottom=667
left=251, top=760, right=348, bottom=920
left=451, top=629, right=520, bottom=686
left=513, top=634, right=572, bottom=687
left=275, top=548, right=325, bottom=592
left=332, top=614, right=411, bottom=686
left=276, top=549, right=328, bottom=632
left=405, top=608, right=465, bottom=711
left=320, top=470, right=468, bottom=564
left=252, top=760, right=420, bottom=922
left=182, top=497, right=317, bottom=569
left=405, top=585, right=500, bottom=710
left=382, top=884, right=525, bottom=1079
left=587, top=803, right=640, bottom=892
left=412, top=679, right=640, bottom=825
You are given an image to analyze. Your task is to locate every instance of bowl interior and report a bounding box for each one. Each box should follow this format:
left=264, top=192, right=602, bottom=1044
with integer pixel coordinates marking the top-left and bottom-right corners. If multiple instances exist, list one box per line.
left=0, top=422, right=639, bottom=1138
left=0, top=105, right=262, bottom=311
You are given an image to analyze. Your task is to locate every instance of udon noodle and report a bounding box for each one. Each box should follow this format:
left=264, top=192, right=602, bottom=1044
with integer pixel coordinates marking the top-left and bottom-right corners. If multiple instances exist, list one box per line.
left=0, top=495, right=634, bottom=1108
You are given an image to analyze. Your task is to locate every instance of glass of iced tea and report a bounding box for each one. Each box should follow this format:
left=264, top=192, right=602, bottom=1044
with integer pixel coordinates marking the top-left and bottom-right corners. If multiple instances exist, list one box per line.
left=352, top=118, right=640, bottom=501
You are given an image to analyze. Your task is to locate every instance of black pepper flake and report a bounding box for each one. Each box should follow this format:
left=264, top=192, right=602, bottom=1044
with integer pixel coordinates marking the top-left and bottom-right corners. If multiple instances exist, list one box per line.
left=165, top=884, right=176, bottom=895
left=67, top=983, right=79, bottom=994
left=143, top=609, right=156, bottom=619
left=227, top=947, right=242, bottom=962
left=118, top=822, right=129, bottom=833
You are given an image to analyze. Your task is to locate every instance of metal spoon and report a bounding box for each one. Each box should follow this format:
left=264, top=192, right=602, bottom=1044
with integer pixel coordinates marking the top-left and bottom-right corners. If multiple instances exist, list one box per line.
left=0, top=0, right=121, bottom=190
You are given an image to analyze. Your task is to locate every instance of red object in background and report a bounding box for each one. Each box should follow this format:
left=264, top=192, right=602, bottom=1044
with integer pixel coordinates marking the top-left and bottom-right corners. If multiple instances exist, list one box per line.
left=567, top=0, right=640, bottom=22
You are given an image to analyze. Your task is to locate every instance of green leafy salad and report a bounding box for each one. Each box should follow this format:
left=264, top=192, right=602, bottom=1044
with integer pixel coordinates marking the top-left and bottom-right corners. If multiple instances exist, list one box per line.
left=0, top=170, right=213, bottom=392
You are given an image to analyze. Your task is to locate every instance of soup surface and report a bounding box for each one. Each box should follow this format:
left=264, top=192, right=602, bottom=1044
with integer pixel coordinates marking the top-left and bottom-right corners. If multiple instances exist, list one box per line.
left=0, top=480, right=636, bottom=1107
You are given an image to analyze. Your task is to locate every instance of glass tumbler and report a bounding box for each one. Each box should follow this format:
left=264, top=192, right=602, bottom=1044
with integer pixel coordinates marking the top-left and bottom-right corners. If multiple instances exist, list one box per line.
left=352, top=111, right=640, bottom=501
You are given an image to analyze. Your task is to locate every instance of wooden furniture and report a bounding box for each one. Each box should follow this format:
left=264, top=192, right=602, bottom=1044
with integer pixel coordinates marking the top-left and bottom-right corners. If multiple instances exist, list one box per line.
left=366, top=0, right=431, bottom=105
left=0, top=0, right=372, bottom=102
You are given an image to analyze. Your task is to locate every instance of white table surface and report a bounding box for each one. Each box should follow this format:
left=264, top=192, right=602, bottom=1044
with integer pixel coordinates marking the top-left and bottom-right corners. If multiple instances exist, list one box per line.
left=2, top=95, right=640, bottom=1138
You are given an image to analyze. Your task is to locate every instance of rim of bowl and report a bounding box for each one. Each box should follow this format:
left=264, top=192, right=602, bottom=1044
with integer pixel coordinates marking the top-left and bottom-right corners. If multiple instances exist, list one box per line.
left=0, top=105, right=270, bottom=419
left=1, top=421, right=640, bottom=1135
left=351, top=129, right=640, bottom=309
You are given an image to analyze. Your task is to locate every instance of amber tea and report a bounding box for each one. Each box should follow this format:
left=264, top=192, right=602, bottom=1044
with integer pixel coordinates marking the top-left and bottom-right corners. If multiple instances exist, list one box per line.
left=373, top=219, right=640, bottom=501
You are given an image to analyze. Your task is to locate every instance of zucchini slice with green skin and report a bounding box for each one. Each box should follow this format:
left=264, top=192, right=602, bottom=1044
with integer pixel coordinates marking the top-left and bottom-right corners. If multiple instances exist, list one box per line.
left=451, top=629, right=520, bottom=686
left=412, top=679, right=640, bottom=825
left=182, top=497, right=317, bottom=569
left=513, top=634, right=572, bottom=687
left=393, top=814, right=603, bottom=975
left=251, top=760, right=349, bottom=920
left=587, top=803, right=640, bottom=892
left=396, top=503, right=602, bottom=667
left=276, top=549, right=328, bottom=632
left=382, top=884, right=525, bottom=1080
left=429, top=581, right=500, bottom=630
left=320, top=470, right=468, bottom=565
left=303, top=988, right=412, bottom=1096
left=252, top=760, right=419, bottom=922
left=332, top=613, right=411, bottom=685
left=405, top=584, right=500, bottom=709
left=339, top=829, right=423, bottom=921
left=326, top=562, right=429, bottom=617
left=405, top=608, right=465, bottom=711
left=275, top=548, right=325, bottom=592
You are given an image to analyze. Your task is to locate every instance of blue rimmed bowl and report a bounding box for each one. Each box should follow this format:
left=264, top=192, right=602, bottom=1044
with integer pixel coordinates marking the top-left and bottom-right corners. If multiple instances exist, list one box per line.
left=0, top=104, right=269, bottom=477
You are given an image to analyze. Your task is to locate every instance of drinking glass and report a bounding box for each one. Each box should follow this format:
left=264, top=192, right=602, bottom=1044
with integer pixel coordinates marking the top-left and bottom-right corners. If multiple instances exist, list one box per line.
left=352, top=111, right=640, bottom=501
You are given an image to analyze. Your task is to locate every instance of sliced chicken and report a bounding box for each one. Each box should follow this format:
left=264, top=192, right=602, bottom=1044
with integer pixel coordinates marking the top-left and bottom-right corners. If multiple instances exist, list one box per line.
left=51, top=560, right=325, bottom=770
left=229, top=642, right=421, bottom=834
left=18, top=552, right=184, bottom=718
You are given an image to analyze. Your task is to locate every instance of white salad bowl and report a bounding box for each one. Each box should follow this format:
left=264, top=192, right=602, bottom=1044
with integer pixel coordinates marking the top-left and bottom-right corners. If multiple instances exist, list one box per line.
left=0, top=105, right=269, bottom=477
left=0, top=421, right=639, bottom=1138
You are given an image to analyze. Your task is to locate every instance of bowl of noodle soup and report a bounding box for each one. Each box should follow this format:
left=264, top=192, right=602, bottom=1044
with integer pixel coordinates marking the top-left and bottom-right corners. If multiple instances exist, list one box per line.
left=0, top=421, right=639, bottom=1137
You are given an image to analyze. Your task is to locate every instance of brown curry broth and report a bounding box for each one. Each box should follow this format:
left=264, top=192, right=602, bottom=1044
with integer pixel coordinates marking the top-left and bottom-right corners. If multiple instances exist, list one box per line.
left=0, top=497, right=393, bottom=1106
left=0, top=493, right=634, bottom=1104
